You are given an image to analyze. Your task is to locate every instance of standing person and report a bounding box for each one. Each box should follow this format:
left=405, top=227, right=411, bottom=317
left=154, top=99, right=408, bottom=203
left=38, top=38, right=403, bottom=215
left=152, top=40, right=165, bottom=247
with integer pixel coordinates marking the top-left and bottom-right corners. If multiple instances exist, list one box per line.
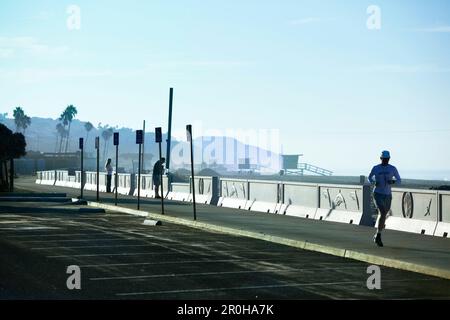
left=105, top=158, right=113, bottom=193
left=368, top=150, right=401, bottom=247
left=153, top=157, right=165, bottom=199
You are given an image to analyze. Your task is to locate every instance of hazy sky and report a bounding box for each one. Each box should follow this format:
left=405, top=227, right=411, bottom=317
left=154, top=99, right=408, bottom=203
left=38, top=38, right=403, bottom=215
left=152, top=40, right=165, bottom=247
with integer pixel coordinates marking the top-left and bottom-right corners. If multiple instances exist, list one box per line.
left=1, top=0, right=450, bottom=176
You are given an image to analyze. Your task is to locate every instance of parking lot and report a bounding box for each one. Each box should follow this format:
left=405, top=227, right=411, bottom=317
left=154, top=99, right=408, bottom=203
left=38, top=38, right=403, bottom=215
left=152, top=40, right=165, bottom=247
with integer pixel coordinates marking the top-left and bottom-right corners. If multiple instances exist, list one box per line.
left=1, top=199, right=450, bottom=300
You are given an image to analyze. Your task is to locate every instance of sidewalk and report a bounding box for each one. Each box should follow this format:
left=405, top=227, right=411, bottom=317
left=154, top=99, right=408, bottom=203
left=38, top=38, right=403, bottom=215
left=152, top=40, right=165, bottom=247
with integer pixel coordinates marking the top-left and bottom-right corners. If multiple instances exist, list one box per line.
left=14, top=177, right=450, bottom=280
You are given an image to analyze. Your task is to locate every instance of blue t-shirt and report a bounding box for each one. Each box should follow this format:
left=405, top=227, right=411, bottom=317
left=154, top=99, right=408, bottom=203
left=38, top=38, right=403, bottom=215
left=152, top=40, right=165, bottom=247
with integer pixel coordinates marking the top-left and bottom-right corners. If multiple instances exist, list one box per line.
left=368, top=164, right=401, bottom=195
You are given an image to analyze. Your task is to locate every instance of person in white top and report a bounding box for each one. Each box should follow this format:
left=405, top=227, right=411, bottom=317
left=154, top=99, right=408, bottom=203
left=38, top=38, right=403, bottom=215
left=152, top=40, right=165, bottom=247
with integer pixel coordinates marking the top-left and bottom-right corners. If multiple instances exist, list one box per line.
left=368, top=150, right=402, bottom=247
left=105, top=158, right=113, bottom=193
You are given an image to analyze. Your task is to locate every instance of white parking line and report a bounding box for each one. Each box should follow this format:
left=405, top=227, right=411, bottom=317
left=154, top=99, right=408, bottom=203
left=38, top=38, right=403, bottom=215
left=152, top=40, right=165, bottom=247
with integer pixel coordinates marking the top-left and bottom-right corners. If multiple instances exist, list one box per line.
left=32, top=244, right=158, bottom=250
left=79, top=257, right=311, bottom=268
left=6, top=233, right=107, bottom=238
left=0, top=226, right=62, bottom=231
left=22, top=238, right=138, bottom=243
left=0, top=220, right=31, bottom=224
left=116, top=279, right=440, bottom=297
left=90, top=266, right=367, bottom=281
left=46, top=249, right=291, bottom=258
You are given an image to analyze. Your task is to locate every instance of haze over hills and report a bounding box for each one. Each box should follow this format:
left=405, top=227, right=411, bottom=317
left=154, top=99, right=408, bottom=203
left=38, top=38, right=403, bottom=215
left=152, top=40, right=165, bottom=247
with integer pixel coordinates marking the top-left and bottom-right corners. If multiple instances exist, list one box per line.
left=2, top=115, right=448, bottom=181
left=0, top=115, right=283, bottom=173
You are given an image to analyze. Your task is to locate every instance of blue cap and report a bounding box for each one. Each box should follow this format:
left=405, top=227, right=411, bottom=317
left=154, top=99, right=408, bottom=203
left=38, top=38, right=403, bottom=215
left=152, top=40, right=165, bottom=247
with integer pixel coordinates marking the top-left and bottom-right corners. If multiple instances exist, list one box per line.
left=381, top=150, right=391, bottom=159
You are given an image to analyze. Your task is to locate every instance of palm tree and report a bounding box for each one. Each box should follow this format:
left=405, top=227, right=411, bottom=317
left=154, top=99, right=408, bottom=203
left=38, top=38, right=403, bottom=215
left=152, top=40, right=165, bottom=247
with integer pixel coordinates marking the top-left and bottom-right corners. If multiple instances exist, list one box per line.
left=101, top=127, right=114, bottom=160
left=59, top=105, right=77, bottom=153
left=55, top=123, right=65, bottom=153
left=12, top=107, right=31, bottom=134
left=13, top=107, right=24, bottom=132
left=84, top=122, right=94, bottom=151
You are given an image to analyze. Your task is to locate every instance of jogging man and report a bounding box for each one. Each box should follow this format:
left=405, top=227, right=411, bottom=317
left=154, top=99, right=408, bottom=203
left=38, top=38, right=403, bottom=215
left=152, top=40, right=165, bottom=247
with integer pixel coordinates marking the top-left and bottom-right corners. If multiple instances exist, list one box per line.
left=152, top=157, right=165, bottom=199
left=368, top=150, right=401, bottom=247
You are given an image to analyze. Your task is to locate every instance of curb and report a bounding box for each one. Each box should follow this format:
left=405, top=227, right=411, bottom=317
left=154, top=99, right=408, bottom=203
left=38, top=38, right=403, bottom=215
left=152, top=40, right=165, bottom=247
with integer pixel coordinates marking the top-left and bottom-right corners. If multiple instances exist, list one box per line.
left=87, top=201, right=450, bottom=281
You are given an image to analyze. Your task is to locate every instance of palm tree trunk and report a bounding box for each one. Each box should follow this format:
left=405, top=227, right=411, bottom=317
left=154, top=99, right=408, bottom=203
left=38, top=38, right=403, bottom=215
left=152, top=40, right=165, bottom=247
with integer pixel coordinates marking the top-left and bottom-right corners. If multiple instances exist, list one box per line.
left=0, top=160, right=4, bottom=185
left=55, top=135, right=59, bottom=153
left=59, top=134, right=64, bottom=153
left=103, top=139, right=106, bottom=161
left=65, top=122, right=71, bottom=153
left=4, top=161, right=9, bottom=186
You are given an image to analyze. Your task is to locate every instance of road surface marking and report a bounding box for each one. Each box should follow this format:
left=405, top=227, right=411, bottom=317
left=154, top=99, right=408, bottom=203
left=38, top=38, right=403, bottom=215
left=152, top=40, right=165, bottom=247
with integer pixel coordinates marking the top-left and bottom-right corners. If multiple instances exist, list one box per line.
left=90, top=266, right=367, bottom=281
left=46, top=249, right=298, bottom=258
left=116, top=279, right=440, bottom=296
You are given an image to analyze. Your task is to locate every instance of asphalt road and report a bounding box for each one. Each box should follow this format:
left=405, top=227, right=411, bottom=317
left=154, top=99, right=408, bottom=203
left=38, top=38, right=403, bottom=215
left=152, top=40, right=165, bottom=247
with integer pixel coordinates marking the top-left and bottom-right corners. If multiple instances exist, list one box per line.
left=1, top=199, right=450, bottom=300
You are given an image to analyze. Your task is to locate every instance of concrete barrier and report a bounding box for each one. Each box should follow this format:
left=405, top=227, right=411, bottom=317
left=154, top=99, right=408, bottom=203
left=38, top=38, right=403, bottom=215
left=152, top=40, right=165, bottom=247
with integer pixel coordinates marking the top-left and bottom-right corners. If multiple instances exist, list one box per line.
left=73, top=171, right=83, bottom=189
left=315, top=184, right=365, bottom=224
left=82, top=171, right=116, bottom=193
left=116, top=173, right=133, bottom=195
left=435, top=191, right=450, bottom=238
left=40, top=170, right=56, bottom=186
left=33, top=167, right=449, bottom=238
left=35, top=171, right=43, bottom=184
left=132, top=174, right=170, bottom=198
left=66, top=175, right=76, bottom=188
left=281, top=182, right=319, bottom=219
left=378, top=188, right=439, bottom=235
left=218, top=178, right=249, bottom=210
left=187, top=176, right=219, bottom=205
left=83, top=172, right=96, bottom=191
left=54, top=170, right=69, bottom=187
left=133, top=174, right=154, bottom=197
left=246, top=180, right=280, bottom=213
left=167, top=183, right=191, bottom=201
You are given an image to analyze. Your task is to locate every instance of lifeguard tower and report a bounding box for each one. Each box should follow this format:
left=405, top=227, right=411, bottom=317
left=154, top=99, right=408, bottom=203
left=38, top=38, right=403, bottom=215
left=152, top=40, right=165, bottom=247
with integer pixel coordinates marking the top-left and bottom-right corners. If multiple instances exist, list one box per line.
left=281, top=154, right=332, bottom=176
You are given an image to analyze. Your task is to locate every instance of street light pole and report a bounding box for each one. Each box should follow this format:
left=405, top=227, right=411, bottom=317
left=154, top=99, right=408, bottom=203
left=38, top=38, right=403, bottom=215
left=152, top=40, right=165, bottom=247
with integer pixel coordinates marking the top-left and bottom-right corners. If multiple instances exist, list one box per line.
left=79, top=138, right=84, bottom=199
left=136, top=130, right=143, bottom=210
left=186, top=124, right=196, bottom=221
left=95, top=136, right=100, bottom=201
left=155, top=127, right=165, bottom=215
left=114, top=132, right=119, bottom=206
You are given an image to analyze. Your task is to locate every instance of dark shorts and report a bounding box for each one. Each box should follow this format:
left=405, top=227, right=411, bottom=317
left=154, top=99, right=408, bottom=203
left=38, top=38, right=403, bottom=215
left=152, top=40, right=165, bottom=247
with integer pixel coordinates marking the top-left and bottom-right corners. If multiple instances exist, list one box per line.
left=373, top=192, right=392, bottom=214
left=153, top=175, right=161, bottom=186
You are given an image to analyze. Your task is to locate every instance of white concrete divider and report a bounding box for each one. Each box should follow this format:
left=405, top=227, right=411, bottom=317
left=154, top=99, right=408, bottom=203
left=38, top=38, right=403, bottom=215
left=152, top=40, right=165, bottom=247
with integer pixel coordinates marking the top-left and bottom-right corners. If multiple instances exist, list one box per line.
left=379, top=188, right=439, bottom=236
left=132, top=174, right=170, bottom=198
left=246, top=180, right=281, bottom=213
left=83, top=171, right=97, bottom=191
left=167, top=183, right=190, bottom=201
left=40, top=170, right=56, bottom=186
left=281, top=182, right=319, bottom=219
left=35, top=171, right=43, bottom=184
left=73, top=171, right=83, bottom=189
left=66, top=175, right=76, bottom=188
left=98, top=173, right=114, bottom=193
left=116, top=173, right=133, bottom=195
left=82, top=171, right=116, bottom=193
left=187, top=176, right=219, bottom=205
left=435, top=191, right=450, bottom=237
left=315, top=184, right=364, bottom=224
left=54, top=170, right=69, bottom=187
left=218, top=178, right=249, bottom=210
left=133, top=174, right=154, bottom=197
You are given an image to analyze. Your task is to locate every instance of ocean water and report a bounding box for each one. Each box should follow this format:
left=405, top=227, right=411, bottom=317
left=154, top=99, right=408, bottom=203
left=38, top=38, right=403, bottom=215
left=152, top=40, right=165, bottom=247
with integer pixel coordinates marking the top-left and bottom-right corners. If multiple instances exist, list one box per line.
left=393, top=170, right=450, bottom=182
left=333, top=170, right=450, bottom=182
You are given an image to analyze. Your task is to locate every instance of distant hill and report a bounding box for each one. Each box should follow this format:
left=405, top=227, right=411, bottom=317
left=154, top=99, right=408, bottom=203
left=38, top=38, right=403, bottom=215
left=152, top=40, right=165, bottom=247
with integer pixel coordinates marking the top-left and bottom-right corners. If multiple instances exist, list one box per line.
left=0, top=116, right=283, bottom=173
